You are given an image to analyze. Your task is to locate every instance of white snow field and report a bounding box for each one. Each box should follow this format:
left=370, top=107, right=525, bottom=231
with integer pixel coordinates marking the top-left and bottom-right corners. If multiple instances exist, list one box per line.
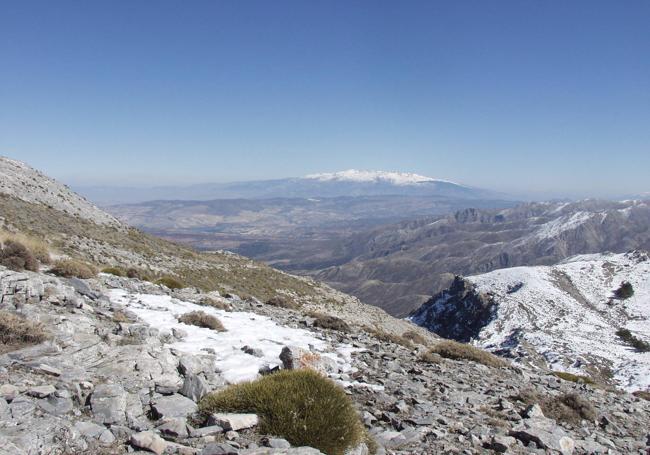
left=468, top=251, right=650, bottom=391
left=108, top=289, right=369, bottom=386
left=304, top=169, right=458, bottom=186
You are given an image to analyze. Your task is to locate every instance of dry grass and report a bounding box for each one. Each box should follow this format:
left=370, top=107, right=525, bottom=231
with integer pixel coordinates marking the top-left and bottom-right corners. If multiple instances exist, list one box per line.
left=365, top=326, right=413, bottom=348
left=155, top=276, right=185, bottom=290
left=50, top=259, right=97, bottom=279
left=199, top=369, right=363, bottom=455
left=632, top=391, right=650, bottom=401
left=418, top=350, right=442, bottom=364
left=307, top=311, right=351, bottom=332
left=427, top=340, right=507, bottom=368
left=552, top=371, right=596, bottom=385
left=402, top=329, right=430, bottom=346
left=0, top=231, right=50, bottom=264
left=197, top=296, right=232, bottom=311
left=0, top=310, right=49, bottom=346
left=266, top=295, right=300, bottom=310
left=101, top=266, right=125, bottom=277
left=0, top=239, right=39, bottom=271
left=178, top=310, right=226, bottom=331
left=511, top=388, right=597, bottom=424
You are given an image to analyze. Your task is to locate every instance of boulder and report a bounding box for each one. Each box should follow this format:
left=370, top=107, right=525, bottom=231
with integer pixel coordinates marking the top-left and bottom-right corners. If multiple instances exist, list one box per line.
left=151, top=394, right=198, bottom=419
left=157, top=417, right=189, bottom=439
left=131, top=431, right=168, bottom=455
left=279, top=346, right=338, bottom=374
left=207, top=413, right=259, bottom=431
left=90, top=383, right=127, bottom=425
left=510, top=416, right=575, bottom=454
left=0, top=383, right=18, bottom=402
left=180, top=373, right=210, bottom=402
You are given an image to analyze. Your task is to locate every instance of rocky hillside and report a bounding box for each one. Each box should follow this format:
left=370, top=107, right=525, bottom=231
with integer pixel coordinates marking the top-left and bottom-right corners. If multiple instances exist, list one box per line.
left=0, top=156, right=120, bottom=226
left=316, top=200, right=650, bottom=316
left=410, top=251, right=650, bottom=392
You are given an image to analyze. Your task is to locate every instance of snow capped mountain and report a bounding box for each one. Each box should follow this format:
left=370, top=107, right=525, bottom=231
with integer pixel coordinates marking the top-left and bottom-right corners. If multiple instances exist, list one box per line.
left=303, top=169, right=457, bottom=186
left=410, top=251, right=650, bottom=392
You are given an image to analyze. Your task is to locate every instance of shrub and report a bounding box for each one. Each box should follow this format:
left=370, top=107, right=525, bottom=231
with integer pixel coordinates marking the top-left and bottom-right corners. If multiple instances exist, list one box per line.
left=197, top=296, right=232, bottom=311
left=50, top=259, right=97, bottom=279
left=616, top=328, right=650, bottom=352
left=632, top=391, right=650, bottom=401
left=0, top=310, right=48, bottom=345
left=552, top=371, right=596, bottom=385
left=0, top=231, right=50, bottom=264
left=266, top=295, right=300, bottom=310
left=418, top=350, right=442, bottom=364
left=155, top=276, right=185, bottom=290
left=308, top=311, right=351, bottom=332
left=542, top=393, right=597, bottom=424
left=428, top=340, right=507, bottom=368
left=614, top=281, right=634, bottom=299
left=402, top=329, right=429, bottom=346
left=101, top=266, right=125, bottom=277
left=365, top=327, right=412, bottom=348
left=126, top=268, right=140, bottom=279
left=178, top=310, right=226, bottom=331
left=199, top=369, right=363, bottom=455
left=0, top=240, right=39, bottom=272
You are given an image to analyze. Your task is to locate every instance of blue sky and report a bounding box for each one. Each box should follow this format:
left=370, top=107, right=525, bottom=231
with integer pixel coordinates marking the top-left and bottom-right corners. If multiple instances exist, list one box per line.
left=1, top=1, right=648, bottom=197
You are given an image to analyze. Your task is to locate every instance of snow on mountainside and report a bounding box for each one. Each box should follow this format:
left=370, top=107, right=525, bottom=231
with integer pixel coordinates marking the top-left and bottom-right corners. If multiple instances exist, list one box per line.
left=410, top=251, right=650, bottom=392
left=304, top=169, right=458, bottom=186
left=0, top=156, right=120, bottom=225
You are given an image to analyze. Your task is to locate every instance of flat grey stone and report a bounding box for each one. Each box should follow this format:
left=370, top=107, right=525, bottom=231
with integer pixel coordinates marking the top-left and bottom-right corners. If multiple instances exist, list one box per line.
left=91, top=383, right=127, bottom=425
left=151, top=394, right=198, bottom=419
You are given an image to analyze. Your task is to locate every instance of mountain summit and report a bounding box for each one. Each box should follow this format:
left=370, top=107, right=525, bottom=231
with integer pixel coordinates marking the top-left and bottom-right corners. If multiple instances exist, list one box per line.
left=303, top=169, right=457, bottom=186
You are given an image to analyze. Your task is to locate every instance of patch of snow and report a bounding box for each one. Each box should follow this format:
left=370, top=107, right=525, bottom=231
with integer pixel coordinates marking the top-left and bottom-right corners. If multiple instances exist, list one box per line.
left=107, top=289, right=383, bottom=387
left=535, top=211, right=594, bottom=239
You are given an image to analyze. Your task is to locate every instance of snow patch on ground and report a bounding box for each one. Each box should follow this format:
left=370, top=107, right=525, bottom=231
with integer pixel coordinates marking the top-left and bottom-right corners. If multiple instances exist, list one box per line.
left=108, top=290, right=371, bottom=386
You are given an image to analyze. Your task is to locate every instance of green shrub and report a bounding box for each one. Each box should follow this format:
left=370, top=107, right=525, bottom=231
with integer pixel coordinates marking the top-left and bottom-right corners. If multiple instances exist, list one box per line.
left=199, top=370, right=363, bottom=455
left=0, top=310, right=49, bottom=345
left=616, top=328, right=650, bottom=352
left=552, top=371, right=596, bottom=385
left=101, top=266, right=125, bottom=277
left=0, top=240, right=39, bottom=272
left=50, top=259, right=97, bottom=279
left=614, top=281, right=634, bottom=299
left=428, top=340, right=507, bottom=368
left=155, top=276, right=185, bottom=290
left=178, top=310, right=226, bottom=331
left=308, top=311, right=351, bottom=332
left=266, top=295, right=300, bottom=310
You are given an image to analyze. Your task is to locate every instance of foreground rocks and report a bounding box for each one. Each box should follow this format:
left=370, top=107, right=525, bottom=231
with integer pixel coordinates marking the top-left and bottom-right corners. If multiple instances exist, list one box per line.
left=1, top=267, right=649, bottom=455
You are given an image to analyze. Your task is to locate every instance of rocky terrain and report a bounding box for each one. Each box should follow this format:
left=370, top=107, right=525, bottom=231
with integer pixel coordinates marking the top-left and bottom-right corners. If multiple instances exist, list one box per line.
left=410, top=251, right=650, bottom=392
left=2, top=267, right=650, bottom=455
left=1, top=157, right=649, bottom=454
left=315, top=200, right=650, bottom=316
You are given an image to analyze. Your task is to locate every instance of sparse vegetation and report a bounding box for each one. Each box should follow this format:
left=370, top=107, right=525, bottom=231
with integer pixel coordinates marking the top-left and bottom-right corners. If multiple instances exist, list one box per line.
left=307, top=311, right=351, bottom=332
left=632, top=391, right=650, bottom=401
left=197, top=296, right=232, bottom=311
left=0, top=239, right=39, bottom=271
left=552, top=371, right=596, bottom=385
left=0, top=310, right=49, bottom=349
left=614, top=281, right=634, bottom=299
left=266, top=295, right=300, bottom=310
left=199, top=369, right=363, bottom=455
left=402, top=329, right=430, bottom=346
left=101, top=266, right=125, bottom=277
left=365, top=326, right=413, bottom=347
left=511, top=388, right=597, bottom=424
left=178, top=310, right=226, bottom=331
left=616, top=328, right=650, bottom=352
left=50, top=259, right=97, bottom=279
left=427, top=340, right=507, bottom=368
left=418, top=350, right=442, bottom=364
left=0, top=231, right=50, bottom=264
left=155, top=276, right=185, bottom=290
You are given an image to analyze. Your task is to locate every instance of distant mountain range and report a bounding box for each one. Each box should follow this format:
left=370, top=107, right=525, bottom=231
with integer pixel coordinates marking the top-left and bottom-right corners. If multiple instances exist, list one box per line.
left=74, top=169, right=506, bottom=205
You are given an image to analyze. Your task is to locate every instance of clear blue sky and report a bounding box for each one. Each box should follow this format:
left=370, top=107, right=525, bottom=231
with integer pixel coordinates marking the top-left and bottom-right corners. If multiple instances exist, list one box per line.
left=1, top=1, right=648, bottom=197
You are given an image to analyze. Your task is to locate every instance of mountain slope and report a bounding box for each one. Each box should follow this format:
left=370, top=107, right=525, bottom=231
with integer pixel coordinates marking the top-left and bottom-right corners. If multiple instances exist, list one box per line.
left=410, top=251, right=650, bottom=391
left=315, top=200, right=650, bottom=316
left=0, top=156, right=119, bottom=225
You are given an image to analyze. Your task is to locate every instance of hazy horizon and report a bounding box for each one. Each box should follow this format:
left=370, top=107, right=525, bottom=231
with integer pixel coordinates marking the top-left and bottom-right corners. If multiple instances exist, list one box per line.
left=2, top=1, right=649, bottom=197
